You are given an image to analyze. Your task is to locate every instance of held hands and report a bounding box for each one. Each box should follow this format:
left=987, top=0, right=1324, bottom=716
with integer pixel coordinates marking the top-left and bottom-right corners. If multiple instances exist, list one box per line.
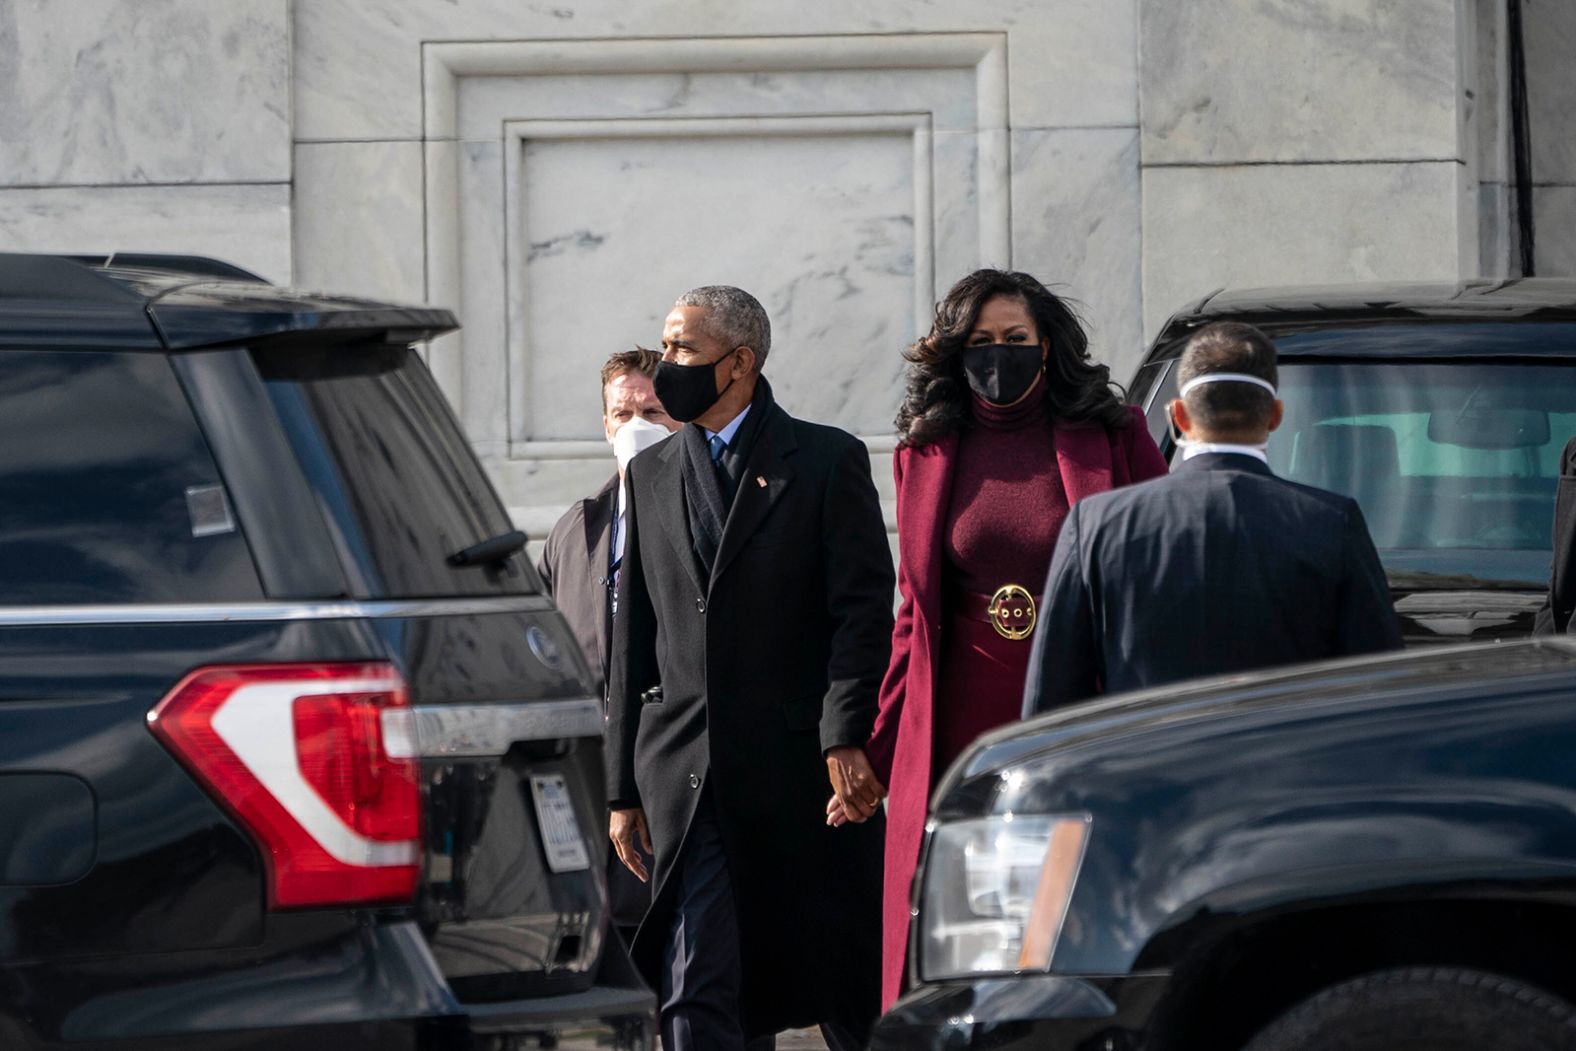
left=609, top=807, right=653, bottom=882
left=824, top=746, right=886, bottom=827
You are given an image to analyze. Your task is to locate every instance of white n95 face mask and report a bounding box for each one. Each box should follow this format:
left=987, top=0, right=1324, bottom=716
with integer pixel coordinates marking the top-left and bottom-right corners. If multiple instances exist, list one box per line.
left=613, top=416, right=671, bottom=470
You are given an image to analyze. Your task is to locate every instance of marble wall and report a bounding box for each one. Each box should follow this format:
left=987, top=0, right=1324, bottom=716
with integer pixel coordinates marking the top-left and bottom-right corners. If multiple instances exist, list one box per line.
left=3, top=0, right=1513, bottom=538
left=0, top=0, right=292, bottom=280
left=1137, top=0, right=1477, bottom=337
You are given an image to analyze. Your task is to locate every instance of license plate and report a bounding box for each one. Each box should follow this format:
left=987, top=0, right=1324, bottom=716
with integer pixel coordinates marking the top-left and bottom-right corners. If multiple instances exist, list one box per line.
left=529, top=774, right=591, bottom=873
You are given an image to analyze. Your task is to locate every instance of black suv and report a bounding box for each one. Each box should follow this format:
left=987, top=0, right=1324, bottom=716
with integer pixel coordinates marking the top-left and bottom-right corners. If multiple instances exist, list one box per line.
left=875, top=638, right=1576, bottom=1051
left=1127, top=281, right=1576, bottom=642
left=0, top=254, right=653, bottom=1049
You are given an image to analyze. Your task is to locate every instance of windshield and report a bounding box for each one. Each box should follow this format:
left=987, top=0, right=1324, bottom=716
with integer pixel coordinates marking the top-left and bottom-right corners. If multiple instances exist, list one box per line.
left=1271, top=361, right=1572, bottom=587
left=253, top=342, right=535, bottom=598
left=1145, top=350, right=1576, bottom=589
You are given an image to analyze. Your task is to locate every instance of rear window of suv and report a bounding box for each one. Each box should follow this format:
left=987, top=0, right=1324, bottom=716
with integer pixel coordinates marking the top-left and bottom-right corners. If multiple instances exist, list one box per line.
left=0, top=350, right=264, bottom=604
left=253, top=342, right=534, bottom=598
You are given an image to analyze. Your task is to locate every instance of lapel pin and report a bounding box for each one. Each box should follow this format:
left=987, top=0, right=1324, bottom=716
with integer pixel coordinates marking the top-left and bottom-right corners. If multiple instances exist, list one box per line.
left=756, top=475, right=767, bottom=488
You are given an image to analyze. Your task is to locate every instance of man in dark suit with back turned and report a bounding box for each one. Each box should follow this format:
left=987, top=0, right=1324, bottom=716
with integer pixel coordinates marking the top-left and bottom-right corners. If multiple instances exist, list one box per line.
left=606, top=286, right=893, bottom=1051
left=537, top=347, right=675, bottom=939
left=1023, top=321, right=1402, bottom=717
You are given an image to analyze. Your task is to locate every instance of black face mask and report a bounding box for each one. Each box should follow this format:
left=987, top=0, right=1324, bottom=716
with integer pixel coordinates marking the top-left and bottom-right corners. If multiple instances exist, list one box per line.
left=961, top=343, right=1043, bottom=405
left=654, top=348, right=740, bottom=423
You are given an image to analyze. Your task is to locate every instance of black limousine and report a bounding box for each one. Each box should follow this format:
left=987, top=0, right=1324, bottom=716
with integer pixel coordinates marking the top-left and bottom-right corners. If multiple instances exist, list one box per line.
left=1128, top=280, right=1576, bottom=642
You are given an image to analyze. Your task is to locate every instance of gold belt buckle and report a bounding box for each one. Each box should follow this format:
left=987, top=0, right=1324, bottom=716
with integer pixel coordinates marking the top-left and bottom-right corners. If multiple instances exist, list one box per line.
left=988, top=583, right=1036, bottom=641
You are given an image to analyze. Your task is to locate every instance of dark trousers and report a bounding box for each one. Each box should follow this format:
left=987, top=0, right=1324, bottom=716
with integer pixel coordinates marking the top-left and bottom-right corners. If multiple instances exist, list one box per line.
left=661, top=791, right=865, bottom=1051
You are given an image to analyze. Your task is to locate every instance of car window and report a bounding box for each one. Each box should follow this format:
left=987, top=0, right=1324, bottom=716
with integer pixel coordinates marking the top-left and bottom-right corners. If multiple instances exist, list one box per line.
left=1270, top=360, right=1574, bottom=587
left=252, top=342, right=535, bottom=598
left=1138, top=356, right=1181, bottom=457
left=0, top=350, right=264, bottom=604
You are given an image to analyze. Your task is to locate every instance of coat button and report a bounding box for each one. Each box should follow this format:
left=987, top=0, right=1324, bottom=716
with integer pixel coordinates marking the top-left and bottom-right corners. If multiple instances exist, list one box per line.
left=696, top=598, right=707, bottom=613
left=689, top=774, right=700, bottom=789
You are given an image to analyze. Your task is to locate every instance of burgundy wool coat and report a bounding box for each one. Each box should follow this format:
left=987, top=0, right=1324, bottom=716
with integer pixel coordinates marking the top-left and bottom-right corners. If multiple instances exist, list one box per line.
left=865, top=405, right=1167, bottom=1009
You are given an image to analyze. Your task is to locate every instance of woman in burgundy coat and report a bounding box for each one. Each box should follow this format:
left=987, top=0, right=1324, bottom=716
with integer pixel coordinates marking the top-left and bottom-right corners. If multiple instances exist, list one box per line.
left=855, top=269, right=1166, bottom=1009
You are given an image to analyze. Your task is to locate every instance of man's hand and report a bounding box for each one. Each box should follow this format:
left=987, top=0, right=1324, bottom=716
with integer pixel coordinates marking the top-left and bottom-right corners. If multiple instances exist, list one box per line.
left=825, top=746, right=885, bottom=824
left=609, top=807, right=653, bottom=882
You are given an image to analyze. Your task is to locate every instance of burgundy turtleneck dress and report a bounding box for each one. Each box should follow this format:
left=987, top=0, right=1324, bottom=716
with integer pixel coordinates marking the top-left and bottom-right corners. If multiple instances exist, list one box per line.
left=932, top=381, right=1070, bottom=773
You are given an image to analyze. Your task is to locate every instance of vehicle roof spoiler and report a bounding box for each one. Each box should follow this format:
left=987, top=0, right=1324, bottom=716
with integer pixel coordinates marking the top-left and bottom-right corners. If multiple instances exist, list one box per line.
left=0, top=253, right=458, bottom=351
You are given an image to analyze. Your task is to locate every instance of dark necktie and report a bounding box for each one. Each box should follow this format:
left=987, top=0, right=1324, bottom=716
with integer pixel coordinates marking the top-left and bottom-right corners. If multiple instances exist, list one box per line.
left=709, top=434, right=733, bottom=495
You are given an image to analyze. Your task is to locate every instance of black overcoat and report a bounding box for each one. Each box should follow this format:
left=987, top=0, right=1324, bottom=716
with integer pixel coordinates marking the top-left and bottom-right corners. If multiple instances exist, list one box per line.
left=1024, top=452, right=1403, bottom=715
left=536, top=473, right=654, bottom=928
left=606, top=384, right=893, bottom=1037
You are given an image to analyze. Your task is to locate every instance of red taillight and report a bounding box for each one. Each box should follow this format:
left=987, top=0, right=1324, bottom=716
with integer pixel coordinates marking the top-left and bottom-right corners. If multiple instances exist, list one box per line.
left=147, top=663, right=422, bottom=909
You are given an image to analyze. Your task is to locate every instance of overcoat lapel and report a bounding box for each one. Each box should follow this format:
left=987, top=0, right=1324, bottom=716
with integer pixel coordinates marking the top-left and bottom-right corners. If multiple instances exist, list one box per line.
left=709, top=405, right=796, bottom=588
left=582, top=478, right=617, bottom=678
left=647, top=436, right=708, bottom=598
left=897, top=432, right=957, bottom=627
left=1053, top=420, right=1115, bottom=506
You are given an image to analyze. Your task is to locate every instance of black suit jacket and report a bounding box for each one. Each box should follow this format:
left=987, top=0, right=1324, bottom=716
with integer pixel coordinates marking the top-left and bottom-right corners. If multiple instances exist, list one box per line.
left=1024, top=452, right=1402, bottom=715
left=536, top=474, right=618, bottom=696
left=607, top=382, right=893, bottom=1036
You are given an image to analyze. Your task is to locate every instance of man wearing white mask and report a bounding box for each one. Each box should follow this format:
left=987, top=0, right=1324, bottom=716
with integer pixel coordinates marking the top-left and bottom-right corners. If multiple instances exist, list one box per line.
left=539, top=347, right=677, bottom=698
left=1022, top=321, right=1401, bottom=717
left=538, top=347, right=675, bottom=941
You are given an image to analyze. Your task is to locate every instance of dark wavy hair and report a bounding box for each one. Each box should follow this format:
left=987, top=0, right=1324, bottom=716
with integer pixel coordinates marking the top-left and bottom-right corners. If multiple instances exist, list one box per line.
left=895, top=269, right=1130, bottom=447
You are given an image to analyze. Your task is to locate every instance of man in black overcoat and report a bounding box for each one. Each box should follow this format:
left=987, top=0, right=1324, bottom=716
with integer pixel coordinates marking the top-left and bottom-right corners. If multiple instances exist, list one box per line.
left=537, top=347, right=674, bottom=937
left=1023, top=321, right=1403, bottom=717
left=606, top=286, right=893, bottom=1051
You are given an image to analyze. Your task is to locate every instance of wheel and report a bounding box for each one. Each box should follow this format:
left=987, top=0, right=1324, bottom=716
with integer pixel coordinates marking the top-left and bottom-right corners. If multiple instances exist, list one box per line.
left=1241, top=967, right=1576, bottom=1051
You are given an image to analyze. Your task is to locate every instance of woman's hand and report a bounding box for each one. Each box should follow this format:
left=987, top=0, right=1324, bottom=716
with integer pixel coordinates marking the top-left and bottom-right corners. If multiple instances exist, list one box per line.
left=826, top=793, right=852, bottom=827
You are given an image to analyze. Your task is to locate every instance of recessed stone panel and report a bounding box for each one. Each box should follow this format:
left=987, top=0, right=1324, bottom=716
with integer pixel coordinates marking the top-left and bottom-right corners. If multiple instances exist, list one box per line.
left=512, top=128, right=915, bottom=441
left=426, top=35, right=1011, bottom=450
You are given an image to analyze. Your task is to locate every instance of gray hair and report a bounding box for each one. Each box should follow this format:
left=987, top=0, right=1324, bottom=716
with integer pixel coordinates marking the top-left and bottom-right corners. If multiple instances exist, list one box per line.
left=676, top=285, right=772, bottom=370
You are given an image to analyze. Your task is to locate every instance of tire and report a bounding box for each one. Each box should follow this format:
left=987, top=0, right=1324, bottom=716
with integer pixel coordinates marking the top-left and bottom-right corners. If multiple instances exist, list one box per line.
left=1241, top=967, right=1576, bottom=1051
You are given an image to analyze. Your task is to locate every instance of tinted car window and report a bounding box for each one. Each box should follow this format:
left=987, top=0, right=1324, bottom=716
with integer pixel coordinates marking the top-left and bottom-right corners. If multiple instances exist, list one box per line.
left=0, top=350, right=263, bottom=604
left=253, top=343, right=534, bottom=598
left=1271, top=361, right=1571, bottom=587
left=1127, top=359, right=1175, bottom=451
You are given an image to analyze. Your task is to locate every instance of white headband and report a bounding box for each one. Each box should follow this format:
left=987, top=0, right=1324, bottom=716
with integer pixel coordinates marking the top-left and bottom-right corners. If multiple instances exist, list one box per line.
left=1179, top=372, right=1277, bottom=398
